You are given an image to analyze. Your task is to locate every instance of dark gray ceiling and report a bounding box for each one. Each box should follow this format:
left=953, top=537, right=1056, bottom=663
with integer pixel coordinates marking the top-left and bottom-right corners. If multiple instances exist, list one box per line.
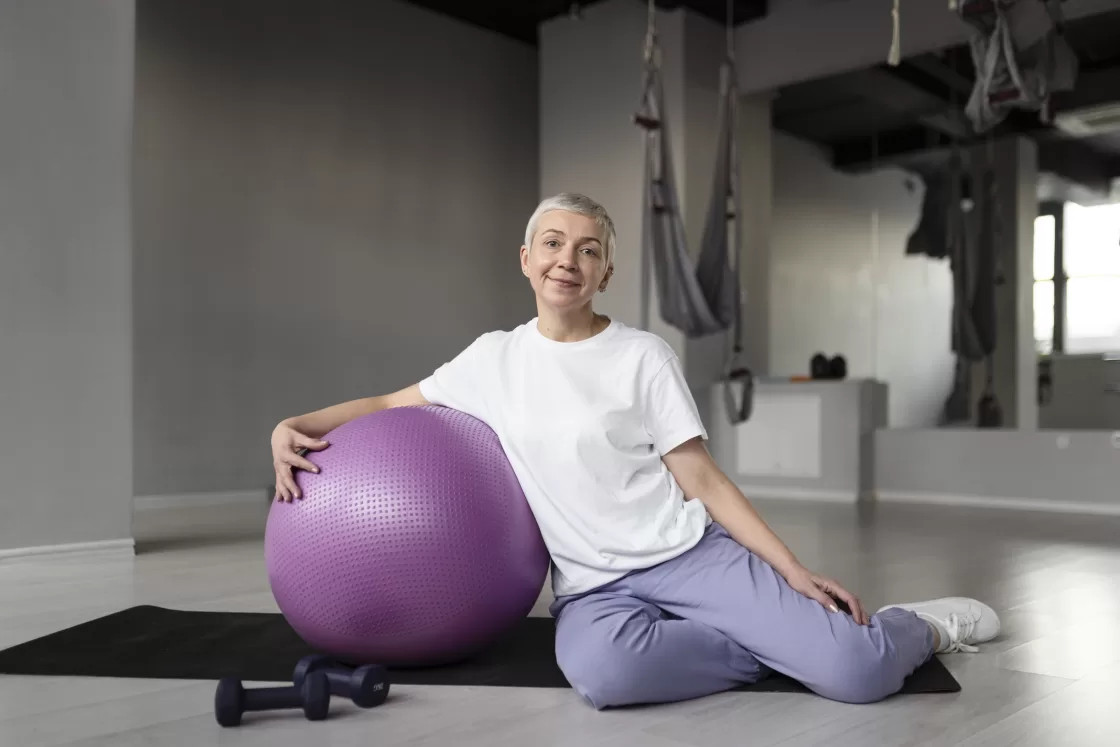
left=772, top=8, right=1120, bottom=192
left=398, top=0, right=1119, bottom=192
left=399, top=0, right=767, bottom=44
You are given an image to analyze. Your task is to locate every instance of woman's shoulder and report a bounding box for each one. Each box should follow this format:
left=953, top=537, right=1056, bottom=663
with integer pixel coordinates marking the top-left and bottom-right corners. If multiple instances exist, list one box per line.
left=608, top=320, right=680, bottom=363
left=470, top=322, right=530, bottom=348
left=453, top=323, right=531, bottom=361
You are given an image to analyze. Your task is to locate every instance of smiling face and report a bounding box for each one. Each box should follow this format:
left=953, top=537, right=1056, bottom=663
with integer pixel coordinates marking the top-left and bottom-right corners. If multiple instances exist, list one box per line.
left=520, top=209, right=613, bottom=313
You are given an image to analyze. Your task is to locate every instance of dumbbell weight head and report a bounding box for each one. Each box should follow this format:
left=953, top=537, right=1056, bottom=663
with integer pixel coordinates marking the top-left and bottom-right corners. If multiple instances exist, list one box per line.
left=294, top=655, right=390, bottom=708
left=333, top=664, right=389, bottom=708
left=292, top=655, right=334, bottom=687
left=215, top=671, right=331, bottom=727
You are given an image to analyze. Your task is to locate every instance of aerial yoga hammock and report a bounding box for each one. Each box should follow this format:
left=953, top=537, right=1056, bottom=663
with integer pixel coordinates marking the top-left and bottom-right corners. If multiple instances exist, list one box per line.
left=904, top=114, right=1003, bottom=427
left=898, top=2, right=1063, bottom=427
left=955, top=0, right=1078, bottom=133
left=634, top=0, right=754, bottom=425
left=886, top=1, right=1076, bottom=132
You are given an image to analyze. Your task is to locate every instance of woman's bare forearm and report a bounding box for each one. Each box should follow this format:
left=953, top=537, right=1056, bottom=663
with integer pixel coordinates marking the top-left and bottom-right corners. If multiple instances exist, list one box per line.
left=284, top=384, right=429, bottom=438
left=663, top=438, right=802, bottom=577
left=283, top=397, right=383, bottom=439
left=701, top=480, right=802, bottom=577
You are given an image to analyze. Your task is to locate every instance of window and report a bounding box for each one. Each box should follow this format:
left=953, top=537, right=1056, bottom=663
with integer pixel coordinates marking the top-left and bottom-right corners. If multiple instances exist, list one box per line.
left=1063, top=203, right=1120, bottom=354
left=1033, top=213, right=1056, bottom=354
left=1033, top=202, right=1120, bottom=355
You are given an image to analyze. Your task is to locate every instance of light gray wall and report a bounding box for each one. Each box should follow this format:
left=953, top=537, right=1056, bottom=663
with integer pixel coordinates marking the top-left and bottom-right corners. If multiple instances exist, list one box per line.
left=769, top=133, right=955, bottom=428
left=540, top=0, right=773, bottom=401
left=1040, top=354, right=1120, bottom=430
left=132, top=0, right=538, bottom=497
left=540, top=0, right=777, bottom=458
left=737, top=94, right=774, bottom=378
left=539, top=0, right=674, bottom=345
left=876, top=428, right=1120, bottom=510
left=708, top=380, right=887, bottom=501
left=0, top=1, right=135, bottom=551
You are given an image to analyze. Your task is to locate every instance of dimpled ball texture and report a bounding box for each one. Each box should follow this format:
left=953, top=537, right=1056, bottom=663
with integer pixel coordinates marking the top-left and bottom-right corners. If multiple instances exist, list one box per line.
left=265, top=406, right=551, bottom=667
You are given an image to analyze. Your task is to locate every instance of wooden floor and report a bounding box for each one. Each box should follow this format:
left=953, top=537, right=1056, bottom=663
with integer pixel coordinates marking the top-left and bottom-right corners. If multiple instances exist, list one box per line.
left=2, top=498, right=1119, bottom=746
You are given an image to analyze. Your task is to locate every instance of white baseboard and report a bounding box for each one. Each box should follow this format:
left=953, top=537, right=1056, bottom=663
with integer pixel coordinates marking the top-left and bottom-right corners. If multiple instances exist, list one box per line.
left=0, top=538, right=135, bottom=562
left=133, top=490, right=266, bottom=512
left=876, top=490, right=1120, bottom=517
left=736, top=484, right=861, bottom=503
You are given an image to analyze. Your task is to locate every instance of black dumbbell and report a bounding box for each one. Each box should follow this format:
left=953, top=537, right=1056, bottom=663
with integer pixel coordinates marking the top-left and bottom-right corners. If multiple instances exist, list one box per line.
left=215, top=670, right=330, bottom=727
left=293, top=654, right=390, bottom=709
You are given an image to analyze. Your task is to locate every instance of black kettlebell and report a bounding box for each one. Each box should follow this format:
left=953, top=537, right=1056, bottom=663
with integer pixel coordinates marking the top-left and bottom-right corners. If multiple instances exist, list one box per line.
left=977, top=391, right=1003, bottom=428
left=829, top=355, right=847, bottom=380
left=1037, top=359, right=1053, bottom=406
left=810, top=353, right=831, bottom=379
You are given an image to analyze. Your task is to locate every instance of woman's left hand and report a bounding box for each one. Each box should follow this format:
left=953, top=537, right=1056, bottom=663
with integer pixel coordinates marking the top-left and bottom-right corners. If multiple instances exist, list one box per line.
left=783, top=566, right=870, bottom=625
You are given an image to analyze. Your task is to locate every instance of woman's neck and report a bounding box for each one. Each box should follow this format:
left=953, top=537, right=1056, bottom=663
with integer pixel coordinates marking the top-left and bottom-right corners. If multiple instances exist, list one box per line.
left=536, top=306, right=609, bottom=342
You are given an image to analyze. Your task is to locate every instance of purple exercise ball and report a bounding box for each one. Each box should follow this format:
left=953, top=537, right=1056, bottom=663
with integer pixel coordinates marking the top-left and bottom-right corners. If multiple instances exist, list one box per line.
left=264, top=406, right=550, bottom=667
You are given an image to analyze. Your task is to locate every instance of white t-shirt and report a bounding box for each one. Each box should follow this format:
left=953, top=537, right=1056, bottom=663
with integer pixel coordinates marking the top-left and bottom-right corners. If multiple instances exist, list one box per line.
left=418, top=317, right=711, bottom=597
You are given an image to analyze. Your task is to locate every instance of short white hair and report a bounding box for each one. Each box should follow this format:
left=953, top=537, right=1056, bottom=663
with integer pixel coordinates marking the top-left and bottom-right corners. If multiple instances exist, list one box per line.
left=524, top=192, right=616, bottom=267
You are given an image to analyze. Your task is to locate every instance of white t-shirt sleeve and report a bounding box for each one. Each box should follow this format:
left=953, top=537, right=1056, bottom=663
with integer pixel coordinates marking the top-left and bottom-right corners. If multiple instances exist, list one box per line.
left=644, top=355, right=708, bottom=455
left=418, top=334, right=493, bottom=421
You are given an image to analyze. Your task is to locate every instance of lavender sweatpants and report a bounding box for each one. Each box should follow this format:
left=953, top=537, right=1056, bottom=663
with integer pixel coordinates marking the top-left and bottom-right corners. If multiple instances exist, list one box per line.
left=550, top=523, right=934, bottom=709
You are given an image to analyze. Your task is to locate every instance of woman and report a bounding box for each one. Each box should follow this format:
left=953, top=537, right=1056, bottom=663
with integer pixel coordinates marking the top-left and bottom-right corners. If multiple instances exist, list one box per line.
left=270, top=192, right=999, bottom=709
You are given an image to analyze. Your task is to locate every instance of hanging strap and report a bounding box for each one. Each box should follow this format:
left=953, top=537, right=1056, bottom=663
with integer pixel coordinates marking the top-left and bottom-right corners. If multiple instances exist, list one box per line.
left=888, top=0, right=902, bottom=66
left=635, top=0, right=660, bottom=334
left=634, top=0, right=753, bottom=424
left=718, top=0, right=753, bottom=424
left=633, top=0, right=662, bottom=135
left=634, top=0, right=726, bottom=338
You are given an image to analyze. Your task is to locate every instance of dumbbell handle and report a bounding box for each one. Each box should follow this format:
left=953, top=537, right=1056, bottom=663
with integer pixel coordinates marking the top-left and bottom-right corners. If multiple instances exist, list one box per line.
left=216, top=673, right=330, bottom=728
left=242, top=685, right=305, bottom=710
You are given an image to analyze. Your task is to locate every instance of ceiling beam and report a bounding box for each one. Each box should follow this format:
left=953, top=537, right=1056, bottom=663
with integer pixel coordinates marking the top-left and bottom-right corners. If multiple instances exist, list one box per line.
left=1052, top=64, right=1120, bottom=114
left=831, top=125, right=954, bottom=172
left=831, top=122, right=1120, bottom=196
left=1038, top=137, right=1120, bottom=196
left=899, top=54, right=973, bottom=98
left=827, top=55, right=1120, bottom=187
left=807, top=65, right=975, bottom=141
left=653, top=0, right=767, bottom=25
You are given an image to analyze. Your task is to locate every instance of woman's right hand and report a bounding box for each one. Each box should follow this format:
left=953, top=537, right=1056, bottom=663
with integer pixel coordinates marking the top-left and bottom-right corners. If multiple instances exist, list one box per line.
left=271, top=420, right=330, bottom=502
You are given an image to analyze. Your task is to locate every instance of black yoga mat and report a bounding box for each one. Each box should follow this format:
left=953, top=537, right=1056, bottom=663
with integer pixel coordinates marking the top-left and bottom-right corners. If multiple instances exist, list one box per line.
left=0, top=605, right=960, bottom=695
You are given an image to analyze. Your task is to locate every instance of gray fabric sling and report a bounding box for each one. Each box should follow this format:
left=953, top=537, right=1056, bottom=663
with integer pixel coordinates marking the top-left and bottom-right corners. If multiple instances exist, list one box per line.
left=634, top=17, right=752, bottom=424
left=957, top=0, right=1078, bottom=132
left=634, top=59, right=733, bottom=338
left=905, top=146, right=1002, bottom=426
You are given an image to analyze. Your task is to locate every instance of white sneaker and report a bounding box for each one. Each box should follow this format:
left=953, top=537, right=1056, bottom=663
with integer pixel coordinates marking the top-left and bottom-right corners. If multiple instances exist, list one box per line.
left=877, top=597, right=1000, bottom=653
